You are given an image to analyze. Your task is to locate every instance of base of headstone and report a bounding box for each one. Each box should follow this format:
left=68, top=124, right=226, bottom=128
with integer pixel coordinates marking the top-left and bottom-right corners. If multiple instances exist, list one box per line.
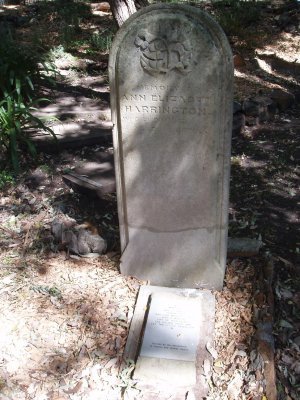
left=124, top=286, right=215, bottom=398
left=134, top=357, right=196, bottom=387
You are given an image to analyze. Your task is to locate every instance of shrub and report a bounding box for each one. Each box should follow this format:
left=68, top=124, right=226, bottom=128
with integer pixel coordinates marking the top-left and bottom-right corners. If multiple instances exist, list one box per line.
left=0, top=26, right=56, bottom=172
left=0, top=92, right=56, bottom=172
left=0, top=170, right=14, bottom=190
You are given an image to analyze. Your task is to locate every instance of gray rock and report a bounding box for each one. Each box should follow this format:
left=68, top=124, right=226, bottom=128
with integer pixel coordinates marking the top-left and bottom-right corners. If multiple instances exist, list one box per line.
left=232, top=112, right=245, bottom=135
left=51, top=218, right=107, bottom=255
left=233, top=101, right=242, bottom=114
left=270, top=89, right=295, bottom=111
left=77, top=229, right=107, bottom=254
left=242, top=99, right=259, bottom=117
left=243, top=96, right=277, bottom=122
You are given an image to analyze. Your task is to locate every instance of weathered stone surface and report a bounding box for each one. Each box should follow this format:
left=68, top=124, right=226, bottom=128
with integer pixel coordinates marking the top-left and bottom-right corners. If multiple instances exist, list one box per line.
left=140, top=292, right=201, bottom=361
left=109, top=4, right=233, bottom=289
left=134, top=357, right=197, bottom=387
left=127, top=286, right=215, bottom=394
left=227, top=237, right=263, bottom=257
left=51, top=218, right=107, bottom=255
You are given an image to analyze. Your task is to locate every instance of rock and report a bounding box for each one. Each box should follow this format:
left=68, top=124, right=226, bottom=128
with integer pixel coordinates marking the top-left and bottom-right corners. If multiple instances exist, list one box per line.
left=98, top=2, right=111, bottom=12
left=233, top=101, right=242, bottom=114
left=242, top=96, right=277, bottom=122
left=232, top=112, right=245, bottom=135
left=233, top=54, right=246, bottom=68
left=110, top=3, right=233, bottom=290
left=242, top=99, right=259, bottom=117
left=25, top=168, right=49, bottom=189
left=77, top=229, right=107, bottom=254
left=91, top=2, right=111, bottom=12
left=51, top=218, right=107, bottom=255
left=228, top=237, right=263, bottom=257
left=269, top=89, right=295, bottom=111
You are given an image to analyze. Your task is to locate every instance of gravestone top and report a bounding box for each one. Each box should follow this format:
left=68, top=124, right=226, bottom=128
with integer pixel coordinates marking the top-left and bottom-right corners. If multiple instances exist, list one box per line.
left=109, top=4, right=233, bottom=289
left=140, top=292, right=201, bottom=362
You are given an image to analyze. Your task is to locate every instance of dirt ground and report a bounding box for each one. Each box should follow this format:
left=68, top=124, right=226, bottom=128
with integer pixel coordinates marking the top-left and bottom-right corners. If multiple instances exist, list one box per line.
left=0, top=1, right=299, bottom=399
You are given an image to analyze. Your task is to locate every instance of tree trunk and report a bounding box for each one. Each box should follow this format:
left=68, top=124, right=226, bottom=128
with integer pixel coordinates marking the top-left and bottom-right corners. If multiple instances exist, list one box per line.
left=109, top=0, right=149, bottom=27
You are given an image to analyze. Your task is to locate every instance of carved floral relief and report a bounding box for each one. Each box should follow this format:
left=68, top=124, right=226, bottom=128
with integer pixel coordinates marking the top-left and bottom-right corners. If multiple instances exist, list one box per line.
left=134, top=21, right=193, bottom=75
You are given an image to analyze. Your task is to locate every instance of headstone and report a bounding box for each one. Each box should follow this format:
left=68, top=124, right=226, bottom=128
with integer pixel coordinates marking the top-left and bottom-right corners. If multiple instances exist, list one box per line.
left=125, top=286, right=215, bottom=393
left=109, top=4, right=233, bottom=289
left=134, top=292, right=201, bottom=386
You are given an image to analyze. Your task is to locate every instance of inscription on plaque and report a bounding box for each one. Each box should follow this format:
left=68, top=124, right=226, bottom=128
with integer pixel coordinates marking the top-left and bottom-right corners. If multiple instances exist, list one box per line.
left=140, top=293, right=201, bottom=362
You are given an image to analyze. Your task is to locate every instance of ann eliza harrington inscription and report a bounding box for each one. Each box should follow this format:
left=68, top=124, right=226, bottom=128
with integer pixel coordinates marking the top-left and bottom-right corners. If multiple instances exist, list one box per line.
left=122, top=93, right=210, bottom=115
left=135, top=21, right=193, bottom=75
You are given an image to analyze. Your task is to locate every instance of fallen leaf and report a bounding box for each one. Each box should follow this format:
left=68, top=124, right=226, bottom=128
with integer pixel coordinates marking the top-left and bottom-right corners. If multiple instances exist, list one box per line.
left=279, top=320, right=293, bottom=329
left=203, top=359, right=211, bottom=376
left=206, top=342, right=218, bottom=359
left=227, top=372, right=243, bottom=399
left=63, top=380, right=83, bottom=394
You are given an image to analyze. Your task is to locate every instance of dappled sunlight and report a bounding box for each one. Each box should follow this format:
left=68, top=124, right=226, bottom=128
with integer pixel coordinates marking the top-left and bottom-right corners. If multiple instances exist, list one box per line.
left=234, top=70, right=284, bottom=91
left=0, top=255, right=139, bottom=398
left=254, top=56, right=299, bottom=85
left=256, top=32, right=300, bottom=64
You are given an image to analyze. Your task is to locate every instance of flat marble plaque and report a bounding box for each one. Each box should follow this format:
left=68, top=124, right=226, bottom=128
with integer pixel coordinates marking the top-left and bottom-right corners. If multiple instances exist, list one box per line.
left=130, top=286, right=215, bottom=392
left=140, top=292, right=201, bottom=361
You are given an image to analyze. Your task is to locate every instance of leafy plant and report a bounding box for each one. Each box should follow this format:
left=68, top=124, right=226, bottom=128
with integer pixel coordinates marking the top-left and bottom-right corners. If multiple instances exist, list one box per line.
left=47, top=45, right=78, bottom=65
left=0, top=28, right=55, bottom=100
left=0, top=92, right=56, bottom=172
left=90, top=29, right=115, bottom=52
left=0, top=170, right=14, bottom=190
left=0, top=26, right=57, bottom=172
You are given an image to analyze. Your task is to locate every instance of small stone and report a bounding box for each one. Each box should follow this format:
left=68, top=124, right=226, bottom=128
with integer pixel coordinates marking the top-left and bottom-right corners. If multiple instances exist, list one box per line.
left=270, top=89, right=295, bottom=111
left=233, top=101, right=242, bottom=114
left=206, top=342, right=218, bottom=359
left=203, top=359, right=211, bottom=376
left=233, top=54, right=246, bottom=68
left=243, top=99, right=259, bottom=117
left=232, top=113, right=245, bottom=135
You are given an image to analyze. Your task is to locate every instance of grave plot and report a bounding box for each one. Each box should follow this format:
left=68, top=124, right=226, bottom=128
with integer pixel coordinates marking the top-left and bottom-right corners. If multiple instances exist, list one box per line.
left=109, top=4, right=233, bottom=395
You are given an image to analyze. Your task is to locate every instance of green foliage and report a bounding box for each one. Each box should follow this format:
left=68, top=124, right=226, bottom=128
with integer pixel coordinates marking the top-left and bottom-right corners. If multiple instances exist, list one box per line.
left=213, top=0, right=261, bottom=36
left=0, top=92, right=56, bottom=172
left=0, top=27, right=56, bottom=172
left=0, top=31, right=33, bottom=101
left=47, top=45, right=78, bottom=64
left=90, top=29, right=115, bottom=53
left=0, top=170, right=14, bottom=190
